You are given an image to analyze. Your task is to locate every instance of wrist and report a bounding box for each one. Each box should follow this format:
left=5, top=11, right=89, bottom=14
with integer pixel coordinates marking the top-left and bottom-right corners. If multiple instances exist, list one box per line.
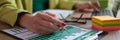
left=16, top=13, right=32, bottom=27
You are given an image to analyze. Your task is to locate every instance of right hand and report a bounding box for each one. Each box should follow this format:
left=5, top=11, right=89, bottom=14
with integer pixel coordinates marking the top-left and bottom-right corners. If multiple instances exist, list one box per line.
left=74, top=1, right=100, bottom=13
left=19, top=12, right=66, bottom=35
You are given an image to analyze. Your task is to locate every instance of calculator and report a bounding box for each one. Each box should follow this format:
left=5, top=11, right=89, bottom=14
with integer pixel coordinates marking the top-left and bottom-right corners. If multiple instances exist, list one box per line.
left=0, top=25, right=102, bottom=40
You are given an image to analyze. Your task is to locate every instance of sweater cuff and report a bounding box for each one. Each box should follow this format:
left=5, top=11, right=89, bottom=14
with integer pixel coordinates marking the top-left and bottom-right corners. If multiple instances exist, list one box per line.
left=0, top=9, right=31, bottom=27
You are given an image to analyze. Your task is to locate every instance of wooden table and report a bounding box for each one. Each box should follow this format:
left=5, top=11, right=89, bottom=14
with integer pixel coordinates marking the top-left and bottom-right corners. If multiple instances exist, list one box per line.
left=0, top=22, right=16, bottom=40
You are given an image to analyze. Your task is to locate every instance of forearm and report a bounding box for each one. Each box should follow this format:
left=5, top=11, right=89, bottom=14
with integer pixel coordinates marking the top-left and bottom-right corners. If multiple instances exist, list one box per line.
left=0, top=0, right=30, bottom=27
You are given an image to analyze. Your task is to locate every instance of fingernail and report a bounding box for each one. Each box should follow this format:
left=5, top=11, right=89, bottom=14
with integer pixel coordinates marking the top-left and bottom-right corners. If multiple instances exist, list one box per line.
left=61, top=22, right=66, bottom=26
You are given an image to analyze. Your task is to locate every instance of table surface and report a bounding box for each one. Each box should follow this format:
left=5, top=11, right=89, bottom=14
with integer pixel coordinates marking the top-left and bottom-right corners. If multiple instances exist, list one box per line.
left=0, top=22, right=16, bottom=40
left=0, top=9, right=119, bottom=40
left=101, top=30, right=120, bottom=40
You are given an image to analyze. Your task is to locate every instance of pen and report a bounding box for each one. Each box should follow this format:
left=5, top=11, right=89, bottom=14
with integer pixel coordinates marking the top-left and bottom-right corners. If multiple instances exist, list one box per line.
left=64, top=27, right=70, bottom=33
left=60, top=13, right=71, bottom=33
left=61, top=22, right=70, bottom=33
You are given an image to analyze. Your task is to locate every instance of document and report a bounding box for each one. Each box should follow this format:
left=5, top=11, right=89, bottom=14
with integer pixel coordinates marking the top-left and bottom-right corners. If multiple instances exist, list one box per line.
left=1, top=25, right=102, bottom=40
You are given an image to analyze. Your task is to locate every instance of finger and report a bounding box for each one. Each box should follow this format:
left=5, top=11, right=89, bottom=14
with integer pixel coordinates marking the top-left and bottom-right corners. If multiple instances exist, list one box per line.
left=91, top=2, right=99, bottom=8
left=88, top=2, right=100, bottom=11
left=37, top=13, right=63, bottom=25
left=27, top=24, right=45, bottom=34
left=56, top=21, right=66, bottom=31
left=35, top=12, right=53, bottom=23
left=21, top=22, right=42, bottom=34
left=31, top=24, right=52, bottom=35
left=46, top=19, right=66, bottom=31
left=37, top=26, right=55, bottom=34
left=36, top=12, right=66, bottom=30
left=35, top=27, right=51, bottom=35
left=61, top=22, right=66, bottom=29
left=75, top=2, right=93, bottom=12
left=28, top=17, right=54, bottom=34
left=35, top=18, right=59, bottom=31
left=74, top=2, right=84, bottom=10
left=45, top=12, right=56, bottom=17
left=83, top=3, right=92, bottom=9
left=83, top=8, right=94, bottom=13
left=33, top=23, right=54, bottom=35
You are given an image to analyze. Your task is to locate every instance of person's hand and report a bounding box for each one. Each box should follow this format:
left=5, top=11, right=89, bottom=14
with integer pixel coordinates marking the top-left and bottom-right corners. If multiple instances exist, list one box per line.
left=74, top=1, right=100, bottom=13
left=18, top=12, right=66, bottom=35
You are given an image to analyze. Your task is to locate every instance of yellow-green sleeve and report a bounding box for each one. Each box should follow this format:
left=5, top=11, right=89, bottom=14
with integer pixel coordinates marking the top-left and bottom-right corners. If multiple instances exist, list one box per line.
left=0, top=0, right=30, bottom=26
left=49, top=0, right=59, bottom=9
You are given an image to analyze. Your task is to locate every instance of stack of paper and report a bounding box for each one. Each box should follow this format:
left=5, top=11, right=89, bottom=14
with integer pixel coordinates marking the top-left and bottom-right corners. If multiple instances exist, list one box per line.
left=92, top=16, right=120, bottom=31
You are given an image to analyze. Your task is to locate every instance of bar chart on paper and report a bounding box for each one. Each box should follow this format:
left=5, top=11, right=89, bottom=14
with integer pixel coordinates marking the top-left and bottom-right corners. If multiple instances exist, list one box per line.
left=1, top=25, right=102, bottom=40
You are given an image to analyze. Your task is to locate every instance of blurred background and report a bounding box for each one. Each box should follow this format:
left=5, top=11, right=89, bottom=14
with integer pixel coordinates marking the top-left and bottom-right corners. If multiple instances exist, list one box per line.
left=33, top=0, right=120, bottom=17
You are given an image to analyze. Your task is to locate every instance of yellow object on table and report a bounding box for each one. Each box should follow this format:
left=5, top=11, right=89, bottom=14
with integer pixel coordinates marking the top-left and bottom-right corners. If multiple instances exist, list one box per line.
left=92, top=16, right=120, bottom=31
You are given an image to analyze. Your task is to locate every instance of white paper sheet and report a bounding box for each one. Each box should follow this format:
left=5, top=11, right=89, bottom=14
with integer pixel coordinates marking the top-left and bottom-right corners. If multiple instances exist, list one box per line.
left=33, top=9, right=74, bottom=19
